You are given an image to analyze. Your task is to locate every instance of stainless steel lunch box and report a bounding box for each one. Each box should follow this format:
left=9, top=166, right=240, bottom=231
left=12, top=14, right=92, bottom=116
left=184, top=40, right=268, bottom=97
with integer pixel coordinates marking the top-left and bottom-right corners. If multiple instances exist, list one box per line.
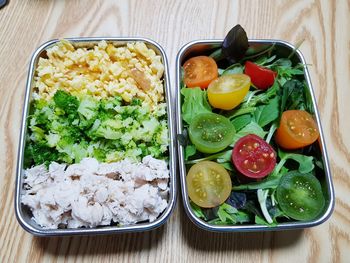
left=15, top=37, right=177, bottom=236
left=175, top=39, right=335, bottom=232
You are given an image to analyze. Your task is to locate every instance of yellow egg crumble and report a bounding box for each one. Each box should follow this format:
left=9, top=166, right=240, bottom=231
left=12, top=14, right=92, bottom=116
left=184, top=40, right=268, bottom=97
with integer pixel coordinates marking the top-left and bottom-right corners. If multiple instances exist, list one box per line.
left=33, top=40, right=165, bottom=107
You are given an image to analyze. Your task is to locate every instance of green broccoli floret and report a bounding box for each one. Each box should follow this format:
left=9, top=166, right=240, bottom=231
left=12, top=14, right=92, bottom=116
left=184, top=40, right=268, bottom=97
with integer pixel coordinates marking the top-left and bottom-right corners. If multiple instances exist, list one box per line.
left=24, top=142, right=60, bottom=168
left=92, top=119, right=123, bottom=140
left=93, top=148, right=107, bottom=162
left=56, top=138, right=89, bottom=163
left=78, top=96, right=99, bottom=120
left=130, top=98, right=142, bottom=106
left=53, top=90, right=79, bottom=116
left=29, top=126, right=46, bottom=142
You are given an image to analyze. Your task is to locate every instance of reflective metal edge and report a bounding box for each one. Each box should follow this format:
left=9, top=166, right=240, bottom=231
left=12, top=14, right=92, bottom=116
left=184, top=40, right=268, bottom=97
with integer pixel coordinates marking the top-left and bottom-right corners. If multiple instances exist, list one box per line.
left=175, top=39, right=335, bottom=232
left=15, top=37, right=177, bottom=236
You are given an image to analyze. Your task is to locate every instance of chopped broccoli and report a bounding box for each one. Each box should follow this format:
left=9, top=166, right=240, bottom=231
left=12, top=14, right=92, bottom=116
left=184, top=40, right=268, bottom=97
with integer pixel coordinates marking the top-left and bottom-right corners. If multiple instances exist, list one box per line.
left=53, top=90, right=79, bottom=116
left=130, top=98, right=142, bottom=106
left=24, top=142, right=60, bottom=168
left=78, top=96, right=99, bottom=120
left=25, top=90, right=169, bottom=167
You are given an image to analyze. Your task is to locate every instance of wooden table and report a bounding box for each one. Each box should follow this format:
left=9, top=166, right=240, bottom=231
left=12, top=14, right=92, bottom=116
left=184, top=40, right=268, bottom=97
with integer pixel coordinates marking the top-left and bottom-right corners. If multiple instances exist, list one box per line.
left=1, top=0, right=349, bottom=262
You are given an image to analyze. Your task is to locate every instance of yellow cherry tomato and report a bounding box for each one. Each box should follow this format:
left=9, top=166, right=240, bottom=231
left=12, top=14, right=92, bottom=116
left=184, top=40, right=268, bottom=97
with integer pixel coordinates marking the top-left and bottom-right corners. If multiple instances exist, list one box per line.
left=186, top=161, right=232, bottom=208
left=207, top=74, right=251, bottom=110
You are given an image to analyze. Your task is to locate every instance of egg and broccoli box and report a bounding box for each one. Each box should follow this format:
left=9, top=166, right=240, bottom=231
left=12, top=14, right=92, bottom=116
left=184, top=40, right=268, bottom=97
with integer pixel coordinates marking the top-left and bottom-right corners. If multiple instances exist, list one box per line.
left=16, top=38, right=175, bottom=234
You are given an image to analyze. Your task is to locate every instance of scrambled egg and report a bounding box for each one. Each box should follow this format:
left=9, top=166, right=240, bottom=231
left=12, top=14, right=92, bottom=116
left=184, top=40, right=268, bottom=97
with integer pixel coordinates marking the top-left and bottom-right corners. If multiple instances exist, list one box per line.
left=33, top=40, right=165, bottom=107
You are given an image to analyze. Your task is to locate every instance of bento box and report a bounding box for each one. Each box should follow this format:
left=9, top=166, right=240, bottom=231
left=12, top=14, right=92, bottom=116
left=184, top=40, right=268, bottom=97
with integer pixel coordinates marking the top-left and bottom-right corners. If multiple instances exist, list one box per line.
left=15, top=37, right=176, bottom=236
left=176, top=39, right=335, bottom=232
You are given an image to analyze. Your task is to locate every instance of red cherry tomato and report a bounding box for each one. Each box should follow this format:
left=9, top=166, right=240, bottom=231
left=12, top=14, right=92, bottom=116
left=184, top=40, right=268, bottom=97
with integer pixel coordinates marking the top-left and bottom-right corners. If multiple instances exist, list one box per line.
left=232, top=134, right=276, bottom=180
left=244, top=61, right=277, bottom=90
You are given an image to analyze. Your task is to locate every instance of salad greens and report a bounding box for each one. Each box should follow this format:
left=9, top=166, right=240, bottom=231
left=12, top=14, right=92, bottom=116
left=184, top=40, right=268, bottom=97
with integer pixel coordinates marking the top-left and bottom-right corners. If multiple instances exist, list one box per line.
left=25, top=90, right=168, bottom=167
left=181, top=87, right=212, bottom=124
left=181, top=25, right=326, bottom=226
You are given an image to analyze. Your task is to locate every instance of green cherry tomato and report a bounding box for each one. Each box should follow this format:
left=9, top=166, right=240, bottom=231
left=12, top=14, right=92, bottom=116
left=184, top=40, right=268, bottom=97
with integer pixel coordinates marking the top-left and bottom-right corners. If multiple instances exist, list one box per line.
left=189, top=113, right=236, bottom=154
left=276, top=171, right=325, bottom=221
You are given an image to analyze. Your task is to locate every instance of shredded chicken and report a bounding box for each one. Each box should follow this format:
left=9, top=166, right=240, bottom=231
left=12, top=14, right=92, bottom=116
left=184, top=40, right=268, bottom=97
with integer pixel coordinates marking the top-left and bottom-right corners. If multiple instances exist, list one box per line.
left=21, top=156, right=169, bottom=229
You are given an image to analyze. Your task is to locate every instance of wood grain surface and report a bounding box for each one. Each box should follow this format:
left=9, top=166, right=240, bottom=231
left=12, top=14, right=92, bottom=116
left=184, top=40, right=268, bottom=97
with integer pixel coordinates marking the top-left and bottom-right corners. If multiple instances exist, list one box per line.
left=0, top=0, right=349, bottom=262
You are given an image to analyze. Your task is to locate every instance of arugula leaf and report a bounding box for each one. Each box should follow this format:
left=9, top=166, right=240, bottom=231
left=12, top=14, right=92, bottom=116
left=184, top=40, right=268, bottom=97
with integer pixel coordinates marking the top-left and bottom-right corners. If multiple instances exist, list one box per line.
left=273, top=62, right=305, bottom=86
left=181, top=87, right=212, bottom=124
left=216, top=150, right=233, bottom=163
left=230, top=122, right=267, bottom=146
left=221, top=63, right=244, bottom=75
left=233, top=156, right=302, bottom=192
left=242, top=80, right=279, bottom=108
left=270, top=58, right=292, bottom=68
left=280, top=79, right=307, bottom=112
left=226, top=107, right=256, bottom=120
left=231, top=114, right=252, bottom=131
left=232, top=211, right=251, bottom=223
left=220, top=162, right=234, bottom=171
left=233, top=176, right=281, bottom=191
left=253, top=96, right=279, bottom=127
left=215, top=203, right=250, bottom=224
left=190, top=202, right=206, bottom=220
left=207, top=218, right=228, bottom=225
left=276, top=149, right=314, bottom=174
left=254, top=55, right=276, bottom=66
left=217, top=204, right=236, bottom=223
left=185, top=145, right=196, bottom=160
left=255, top=215, right=278, bottom=226
left=242, top=44, right=276, bottom=62
left=185, top=149, right=232, bottom=164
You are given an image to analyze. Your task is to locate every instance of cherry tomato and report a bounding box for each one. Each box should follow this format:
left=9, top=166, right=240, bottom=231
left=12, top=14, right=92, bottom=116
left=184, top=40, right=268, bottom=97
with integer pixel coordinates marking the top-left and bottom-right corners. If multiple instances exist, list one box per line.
left=183, top=56, right=218, bottom=89
left=232, top=134, right=276, bottom=179
left=276, top=171, right=325, bottom=221
left=275, top=110, right=319, bottom=150
left=189, top=113, right=236, bottom=154
left=187, top=161, right=232, bottom=208
left=207, top=74, right=251, bottom=110
left=244, top=61, right=277, bottom=90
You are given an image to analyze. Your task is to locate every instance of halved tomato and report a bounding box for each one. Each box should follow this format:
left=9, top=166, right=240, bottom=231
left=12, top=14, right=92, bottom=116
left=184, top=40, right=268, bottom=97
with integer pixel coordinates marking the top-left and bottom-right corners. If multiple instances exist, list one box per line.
left=276, top=171, right=325, bottom=221
left=275, top=110, right=319, bottom=149
left=207, top=74, right=251, bottom=110
left=244, top=61, right=277, bottom=90
left=232, top=134, right=276, bottom=180
left=189, top=113, right=236, bottom=154
left=183, top=56, right=218, bottom=89
left=187, top=161, right=232, bottom=208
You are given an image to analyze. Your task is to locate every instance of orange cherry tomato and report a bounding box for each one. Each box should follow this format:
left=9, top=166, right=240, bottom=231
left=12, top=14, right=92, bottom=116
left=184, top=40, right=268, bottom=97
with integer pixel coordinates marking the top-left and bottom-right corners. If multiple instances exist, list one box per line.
left=275, top=110, right=319, bottom=149
left=183, top=56, right=218, bottom=89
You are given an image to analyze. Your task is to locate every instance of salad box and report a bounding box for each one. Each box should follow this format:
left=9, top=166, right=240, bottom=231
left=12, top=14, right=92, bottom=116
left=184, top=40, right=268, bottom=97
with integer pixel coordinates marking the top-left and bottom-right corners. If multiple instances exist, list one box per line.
left=175, top=39, right=335, bottom=232
left=15, top=37, right=177, bottom=236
